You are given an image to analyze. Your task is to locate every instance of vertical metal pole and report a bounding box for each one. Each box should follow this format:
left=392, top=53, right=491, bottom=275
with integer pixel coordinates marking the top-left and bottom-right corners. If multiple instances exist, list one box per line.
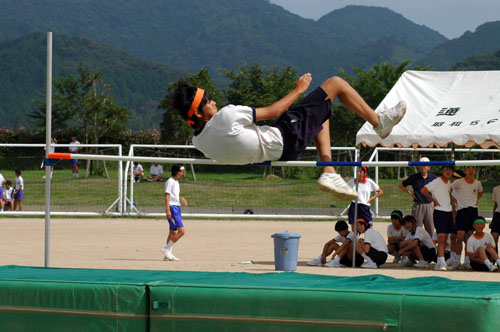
left=352, top=165, right=359, bottom=268
left=375, top=148, right=379, bottom=215
left=44, top=32, right=53, bottom=267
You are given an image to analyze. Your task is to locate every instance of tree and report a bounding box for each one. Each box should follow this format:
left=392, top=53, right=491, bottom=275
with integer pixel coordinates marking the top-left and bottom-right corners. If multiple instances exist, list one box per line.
left=330, top=60, right=429, bottom=147
left=159, top=69, right=222, bottom=145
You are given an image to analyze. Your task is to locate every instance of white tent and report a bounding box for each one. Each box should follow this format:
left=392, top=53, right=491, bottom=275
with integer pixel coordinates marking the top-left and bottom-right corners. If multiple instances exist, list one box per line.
left=356, top=70, right=500, bottom=149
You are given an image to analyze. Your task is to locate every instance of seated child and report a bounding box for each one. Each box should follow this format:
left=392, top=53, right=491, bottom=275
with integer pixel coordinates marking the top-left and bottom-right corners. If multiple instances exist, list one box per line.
left=356, top=218, right=388, bottom=268
left=307, top=220, right=362, bottom=268
left=466, top=216, right=500, bottom=272
left=399, top=215, right=437, bottom=268
left=386, top=210, right=407, bottom=263
left=2, top=180, right=14, bottom=211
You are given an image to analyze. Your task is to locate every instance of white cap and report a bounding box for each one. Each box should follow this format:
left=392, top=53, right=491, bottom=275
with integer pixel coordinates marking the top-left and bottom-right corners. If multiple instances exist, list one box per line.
left=420, top=157, right=430, bottom=162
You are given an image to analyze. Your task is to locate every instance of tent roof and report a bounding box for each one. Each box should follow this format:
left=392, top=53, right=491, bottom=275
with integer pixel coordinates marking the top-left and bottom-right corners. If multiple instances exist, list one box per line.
left=356, top=70, right=500, bottom=149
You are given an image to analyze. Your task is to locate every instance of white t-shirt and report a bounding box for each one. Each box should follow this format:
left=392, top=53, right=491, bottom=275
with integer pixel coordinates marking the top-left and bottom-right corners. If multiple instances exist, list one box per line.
left=406, top=227, right=435, bottom=250
left=387, top=224, right=408, bottom=239
left=424, top=177, right=452, bottom=212
left=15, top=176, right=24, bottom=191
left=333, top=231, right=356, bottom=244
left=492, top=185, right=500, bottom=214
left=0, top=173, right=4, bottom=186
left=364, top=228, right=388, bottom=253
left=192, top=105, right=283, bottom=164
left=150, top=164, right=163, bottom=176
left=451, top=178, right=483, bottom=210
left=466, top=233, right=496, bottom=256
left=4, top=187, right=14, bottom=200
left=69, top=140, right=80, bottom=153
left=347, top=178, right=379, bottom=206
left=133, top=164, right=144, bottom=173
left=165, top=177, right=180, bottom=206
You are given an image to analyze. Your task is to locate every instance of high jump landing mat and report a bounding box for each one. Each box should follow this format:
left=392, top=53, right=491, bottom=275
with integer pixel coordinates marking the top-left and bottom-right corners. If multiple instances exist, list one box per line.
left=0, top=265, right=499, bottom=331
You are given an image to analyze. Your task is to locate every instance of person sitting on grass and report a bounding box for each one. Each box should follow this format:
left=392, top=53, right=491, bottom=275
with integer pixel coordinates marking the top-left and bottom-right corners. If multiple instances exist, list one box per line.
left=169, top=73, right=406, bottom=201
left=307, top=220, right=362, bottom=268
left=398, top=215, right=437, bottom=268
left=147, top=162, right=164, bottom=182
left=355, top=218, right=388, bottom=269
left=2, top=180, right=14, bottom=211
left=386, top=210, right=407, bottom=263
left=466, top=216, right=500, bottom=272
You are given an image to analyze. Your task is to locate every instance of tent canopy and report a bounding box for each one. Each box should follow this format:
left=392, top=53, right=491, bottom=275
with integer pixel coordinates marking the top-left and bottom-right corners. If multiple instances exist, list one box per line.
left=356, top=70, right=500, bottom=149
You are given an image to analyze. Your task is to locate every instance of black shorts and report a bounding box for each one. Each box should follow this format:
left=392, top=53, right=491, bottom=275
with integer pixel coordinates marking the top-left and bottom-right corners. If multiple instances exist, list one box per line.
left=340, top=253, right=364, bottom=267
left=348, top=202, right=373, bottom=225
left=490, top=212, right=500, bottom=234
left=420, top=244, right=437, bottom=263
left=456, top=207, right=478, bottom=232
left=470, top=261, right=490, bottom=272
left=275, top=87, right=332, bottom=161
left=367, top=247, right=388, bottom=267
left=433, top=210, right=453, bottom=234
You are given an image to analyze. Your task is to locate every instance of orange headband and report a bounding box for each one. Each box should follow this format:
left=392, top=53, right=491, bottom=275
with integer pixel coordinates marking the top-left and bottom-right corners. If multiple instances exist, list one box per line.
left=186, top=88, right=205, bottom=127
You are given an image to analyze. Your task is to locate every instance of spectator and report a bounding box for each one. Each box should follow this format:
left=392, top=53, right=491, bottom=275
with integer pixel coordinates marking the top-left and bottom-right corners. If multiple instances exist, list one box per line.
left=69, top=135, right=82, bottom=178
left=147, top=162, right=164, bottom=182
left=0, top=169, right=5, bottom=211
left=14, top=169, right=24, bottom=211
left=2, top=180, right=14, bottom=211
left=132, top=163, right=144, bottom=182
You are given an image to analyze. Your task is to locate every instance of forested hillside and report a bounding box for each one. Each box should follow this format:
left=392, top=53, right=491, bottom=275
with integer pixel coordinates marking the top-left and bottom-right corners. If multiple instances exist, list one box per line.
left=0, top=33, right=186, bottom=128
left=453, top=50, right=500, bottom=70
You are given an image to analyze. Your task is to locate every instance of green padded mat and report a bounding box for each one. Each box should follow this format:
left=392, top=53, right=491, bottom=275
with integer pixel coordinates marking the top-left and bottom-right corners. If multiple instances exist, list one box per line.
left=0, top=265, right=499, bottom=331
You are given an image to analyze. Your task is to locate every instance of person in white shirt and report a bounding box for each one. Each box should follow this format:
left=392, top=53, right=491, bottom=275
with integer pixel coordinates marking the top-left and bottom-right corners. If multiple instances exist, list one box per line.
left=132, top=163, right=144, bottom=182
left=69, top=135, right=82, bottom=178
left=307, top=220, right=363, bottom=268
left=490, top=184, right=500, bottom=247
left=466, top=216, right=500, bottom=272
left=161, top=164, right=188, bottom=261
left=169, top=74, right=406, bottom=202
left=386, top=210, right=408, bottom=263
left=355, top=218, right=388, bottom=268
left=450, top=166, right=483, bottom=270
left=0, top=170, right=5, bottom=211
left=2, top=180, right=14, bottom=211
left=148, top=162, right=164, bottom=182
left=346, top=166, right=383, bottom=231
left=14, top=169, right=24, bottom=211
left=421, top=165, right=455, bottom=271
left=398, top=215, right=437, bottom=268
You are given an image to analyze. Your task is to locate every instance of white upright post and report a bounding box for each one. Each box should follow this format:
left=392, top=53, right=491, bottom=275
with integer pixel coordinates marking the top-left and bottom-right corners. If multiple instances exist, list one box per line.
left=44, top=32, right=53, bottom=267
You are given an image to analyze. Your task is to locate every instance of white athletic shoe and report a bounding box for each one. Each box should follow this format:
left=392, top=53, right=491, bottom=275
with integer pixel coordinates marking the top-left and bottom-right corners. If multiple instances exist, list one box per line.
left=445, top=257, right=455, bottom=266
left=324, top=259, right=341, bottom=268
left=361, top=261, right=378, bottom=269
left=448, top=262, right=461, bottom=271
left=400, top=257, right=415, bottom=267
left=317, top=173, right=358, bottom=201
left=171, top=254, right=180, bottom=261
left=462, top=262, right=473, bottom=271
left=307, top=255, right=323, bottom=266
left=374, top=100, right=407, bottom=139
left=434, top=262, right=447, bottom=271
left=161, top=247, right=173, bottom=261
left=413, top=260, right=429, bottom=268
left=392, top=255, right=402, bottom=264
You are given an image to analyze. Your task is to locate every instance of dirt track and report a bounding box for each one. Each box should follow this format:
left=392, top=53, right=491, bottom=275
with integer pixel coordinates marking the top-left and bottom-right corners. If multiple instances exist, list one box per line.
left=0, top=218, right=498, bottom=282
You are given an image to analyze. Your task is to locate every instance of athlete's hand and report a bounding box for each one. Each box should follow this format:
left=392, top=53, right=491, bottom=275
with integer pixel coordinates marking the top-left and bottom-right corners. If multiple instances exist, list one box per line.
left=295, top=73, right=312, bottom=94
left=166, top=208, right=172, bottom=219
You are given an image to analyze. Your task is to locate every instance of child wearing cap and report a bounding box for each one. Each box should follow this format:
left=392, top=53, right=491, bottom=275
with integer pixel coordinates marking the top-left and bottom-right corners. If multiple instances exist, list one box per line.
left=466, top=216, right=500, bottom=272
left=170, top=75, right=406, bottom=202
left=386, top=210, right=408, bottom=263
left=161, top=164, right=188, bottom=261
left=346, top=166, right=383, bottom=231
left=490, top=184, right=500, bottom=248
left=421, top=165, right=455, bottom=271
left=398, top=215, right=437, bottom=268
left=307, top=220, right=363, bottom=268
left=355, top=218, right=388, bottom=268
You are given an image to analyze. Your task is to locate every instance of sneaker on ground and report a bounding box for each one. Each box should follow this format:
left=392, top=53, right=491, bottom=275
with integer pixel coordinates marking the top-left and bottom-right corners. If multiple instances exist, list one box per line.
left=448, top=262, right=461, bottom=271
left=489, top=264, right=498, bottom=272
left=413, top=260, right=429, bottom=268
left=317, top=173, right=358, bottom=201
left=307, top=256, right=323, bottom=266
left=361, top=261, right=378, bottom=269
left=392, top=255, right=402, bottom=264
left=400, top=257, right=415, bottom=267
left=160, top=247, right=173, bottom=261
left=324, top=259, right=341, bottom=268
left=171, top=255, right=180, bottom=261
left=445, top=257, right=455, bottom=266
left=462, top=262, right=473, bottom=271
left=373, top=100, right=407, bottom=139
left=434, top=262, right=447, bottom=271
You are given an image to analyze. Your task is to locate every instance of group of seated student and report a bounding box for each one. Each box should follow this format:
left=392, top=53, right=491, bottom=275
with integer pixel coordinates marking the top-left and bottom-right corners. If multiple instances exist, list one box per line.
left=309, top=210, right=500, bottom=272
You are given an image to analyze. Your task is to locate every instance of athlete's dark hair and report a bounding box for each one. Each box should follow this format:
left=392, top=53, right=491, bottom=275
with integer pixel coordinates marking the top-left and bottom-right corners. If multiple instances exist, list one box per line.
left=170, top=79, right=211, bottom=130
left=402, top=215, right=416, bottom=225
left=334, top=220, right=348, bottom=232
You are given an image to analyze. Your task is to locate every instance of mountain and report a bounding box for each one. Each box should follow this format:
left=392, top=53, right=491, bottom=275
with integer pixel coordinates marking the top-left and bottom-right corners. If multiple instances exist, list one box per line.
left=420, top=21, right=500, bottom=70
left=452, top=49, right=500, bottom=70
left=0, top=1, right=446, bottom=79
left=0, top=33, right=186, bottom=128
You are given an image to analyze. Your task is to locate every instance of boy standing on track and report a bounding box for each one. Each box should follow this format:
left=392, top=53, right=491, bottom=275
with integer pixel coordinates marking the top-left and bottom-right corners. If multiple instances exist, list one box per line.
left=449, top=166, right=483, bottom=270
left=161, top=164, right=188, bottom=261
left=170, top=74, right=406, bottom=201
left=421, top=165, right=455, bottom=271
left=466, top=216, right=500, bottom=272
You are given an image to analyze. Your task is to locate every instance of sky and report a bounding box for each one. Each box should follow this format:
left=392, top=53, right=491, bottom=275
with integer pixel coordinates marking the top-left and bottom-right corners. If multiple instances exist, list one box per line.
left=269, top=0, right=500, bottom=39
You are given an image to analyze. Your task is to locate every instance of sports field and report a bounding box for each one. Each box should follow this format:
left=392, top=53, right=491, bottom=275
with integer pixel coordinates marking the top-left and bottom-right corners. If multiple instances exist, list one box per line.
left=1, top=217, right=497, bottom=282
